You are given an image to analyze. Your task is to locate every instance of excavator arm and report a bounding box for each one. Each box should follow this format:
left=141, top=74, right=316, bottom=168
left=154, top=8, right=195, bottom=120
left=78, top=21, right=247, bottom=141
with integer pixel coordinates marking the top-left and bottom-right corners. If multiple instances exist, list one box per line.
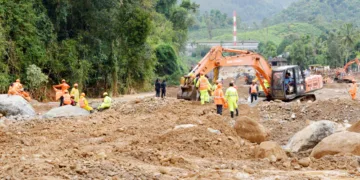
left=344, top=58, right=360, bottom=73
left=187, top=46, right=272, bottom=96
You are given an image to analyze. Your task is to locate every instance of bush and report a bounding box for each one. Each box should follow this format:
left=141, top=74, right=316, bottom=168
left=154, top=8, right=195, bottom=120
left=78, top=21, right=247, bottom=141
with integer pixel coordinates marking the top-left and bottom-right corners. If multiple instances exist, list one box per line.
left=26, top=64, right=48, bottom=100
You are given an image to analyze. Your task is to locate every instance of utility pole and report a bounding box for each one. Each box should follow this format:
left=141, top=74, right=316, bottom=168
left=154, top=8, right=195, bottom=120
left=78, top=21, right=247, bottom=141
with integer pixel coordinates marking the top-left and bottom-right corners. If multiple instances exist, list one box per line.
left=233, top=11, right=237, bottom=46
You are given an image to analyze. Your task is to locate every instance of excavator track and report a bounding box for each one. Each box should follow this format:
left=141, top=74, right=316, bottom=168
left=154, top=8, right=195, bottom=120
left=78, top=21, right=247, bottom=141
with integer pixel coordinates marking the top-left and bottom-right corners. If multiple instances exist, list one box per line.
left=297, top=94, right=316, bottom=103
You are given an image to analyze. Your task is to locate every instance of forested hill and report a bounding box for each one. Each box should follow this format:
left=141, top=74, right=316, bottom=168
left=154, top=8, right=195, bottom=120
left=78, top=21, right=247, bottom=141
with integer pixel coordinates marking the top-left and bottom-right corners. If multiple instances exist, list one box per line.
left=270, top=0, right=360, bottom=26
left=192, top=0, right=298, bottom=23
left=0, top=0, right=199, bottom=97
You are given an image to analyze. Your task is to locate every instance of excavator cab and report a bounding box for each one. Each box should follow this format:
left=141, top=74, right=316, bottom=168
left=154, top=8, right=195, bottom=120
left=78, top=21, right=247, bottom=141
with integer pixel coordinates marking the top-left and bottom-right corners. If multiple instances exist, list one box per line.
left=271, top=66, right=307, bottom=101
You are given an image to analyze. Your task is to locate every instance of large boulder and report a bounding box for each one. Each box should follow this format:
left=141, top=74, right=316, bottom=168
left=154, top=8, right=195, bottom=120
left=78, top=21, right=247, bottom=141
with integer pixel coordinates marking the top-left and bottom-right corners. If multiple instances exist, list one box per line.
left=43, top=105, right=90, bottom=119
left=254, top=141, right=287, bottom=161
left=348, top=121, right=360, bottom=133
left=311, top=131, right=360, bottom=159
left=234, top=116, right=269, bottom=143
left=285, top=120, right=337, bottom=152
left=0, top=94, right=35, bottom=117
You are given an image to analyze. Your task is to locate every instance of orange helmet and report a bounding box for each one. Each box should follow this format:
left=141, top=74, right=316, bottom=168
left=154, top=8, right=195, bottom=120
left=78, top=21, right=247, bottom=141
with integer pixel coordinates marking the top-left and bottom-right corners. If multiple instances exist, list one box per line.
left=61, top=79, right=66, bottom=82
left=217, top=83, right=222, bottom=88
left=81, top=93, right=85, bottom=97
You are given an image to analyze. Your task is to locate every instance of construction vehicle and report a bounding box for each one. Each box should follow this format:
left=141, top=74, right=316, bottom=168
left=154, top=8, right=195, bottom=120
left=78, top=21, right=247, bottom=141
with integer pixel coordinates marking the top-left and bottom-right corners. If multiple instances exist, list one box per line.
left=178, top=46, right=323, bottom=101
left=335, top=58, right=360, bottom=83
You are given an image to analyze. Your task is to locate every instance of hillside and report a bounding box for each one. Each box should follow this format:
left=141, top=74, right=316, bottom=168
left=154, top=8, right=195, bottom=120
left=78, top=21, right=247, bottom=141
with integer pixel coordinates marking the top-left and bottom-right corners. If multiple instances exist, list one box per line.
left=192, top=0, right=298, bottom=23
left=189, top=23, right=323, bottom=45
left=270, top=0, right=360, bottom=25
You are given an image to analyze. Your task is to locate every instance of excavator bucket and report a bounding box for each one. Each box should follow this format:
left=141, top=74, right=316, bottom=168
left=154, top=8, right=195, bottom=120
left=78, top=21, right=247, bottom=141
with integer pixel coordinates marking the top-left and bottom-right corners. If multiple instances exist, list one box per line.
left=177, top=85, right=198, bottom=101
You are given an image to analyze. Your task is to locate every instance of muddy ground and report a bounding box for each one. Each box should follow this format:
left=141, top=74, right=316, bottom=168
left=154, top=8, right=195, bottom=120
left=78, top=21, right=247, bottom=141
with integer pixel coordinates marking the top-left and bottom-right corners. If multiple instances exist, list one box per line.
left=1, top=82, right=360, bottom=179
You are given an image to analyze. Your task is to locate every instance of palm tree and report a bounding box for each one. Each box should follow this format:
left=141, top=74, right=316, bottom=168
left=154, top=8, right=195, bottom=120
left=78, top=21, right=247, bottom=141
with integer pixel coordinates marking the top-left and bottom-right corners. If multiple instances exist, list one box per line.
left=339, top=23, right=356, bottom=65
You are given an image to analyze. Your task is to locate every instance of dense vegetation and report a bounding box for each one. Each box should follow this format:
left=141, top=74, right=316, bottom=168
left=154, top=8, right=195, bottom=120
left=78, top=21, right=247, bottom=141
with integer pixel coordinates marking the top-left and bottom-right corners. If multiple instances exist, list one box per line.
left=0, top=0, right=198, bottom=98
left=192, top=0, right=298, bottom=23
left=270, top=0, right=360, bottom=26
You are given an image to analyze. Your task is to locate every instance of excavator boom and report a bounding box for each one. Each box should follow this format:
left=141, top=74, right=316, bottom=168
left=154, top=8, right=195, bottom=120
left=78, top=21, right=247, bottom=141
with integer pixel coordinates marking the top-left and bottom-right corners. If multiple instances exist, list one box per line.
left=335, top=58, right=360, bottom=83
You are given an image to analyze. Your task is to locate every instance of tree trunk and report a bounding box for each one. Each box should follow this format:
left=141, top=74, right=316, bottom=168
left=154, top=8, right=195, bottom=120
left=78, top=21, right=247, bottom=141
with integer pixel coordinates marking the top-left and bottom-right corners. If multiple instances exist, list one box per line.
left=110, top=40, right=119, bottom=97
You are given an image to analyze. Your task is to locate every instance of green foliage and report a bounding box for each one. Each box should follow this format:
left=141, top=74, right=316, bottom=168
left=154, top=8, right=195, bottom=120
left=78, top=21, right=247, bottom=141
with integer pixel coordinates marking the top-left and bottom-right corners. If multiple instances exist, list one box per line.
left=192, top=0, right=298, bottom=23
left=26, top=64, right=48, bottom=90
left=155, top=44, right=179, bottom=76
left=258, top=41, right=277, bottom=59
left=270, top=0, right=360, bottom=26
left=0, top=0, right=198, bottom=97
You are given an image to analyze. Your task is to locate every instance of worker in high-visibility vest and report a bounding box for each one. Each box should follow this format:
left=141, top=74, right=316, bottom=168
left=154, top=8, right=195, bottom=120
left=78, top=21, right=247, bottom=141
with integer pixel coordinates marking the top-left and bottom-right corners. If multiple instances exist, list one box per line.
left=196, top=72, right=211, bottom=105
left=213, top=83, right=226, bottom=115
left=249, top=81, right=259, bottom=103
left=225, top=82, right=239, bottom=118
left=349, top=80, right=357, bottom=100
left=79, top=93, right=94, bottom=112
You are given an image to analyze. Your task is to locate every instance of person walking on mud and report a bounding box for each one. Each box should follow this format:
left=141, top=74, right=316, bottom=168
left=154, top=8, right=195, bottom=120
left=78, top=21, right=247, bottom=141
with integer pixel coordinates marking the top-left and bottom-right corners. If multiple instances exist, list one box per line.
left=155, top=79, right=161, bottom=98
left=161, top=79, right=167, bottom=98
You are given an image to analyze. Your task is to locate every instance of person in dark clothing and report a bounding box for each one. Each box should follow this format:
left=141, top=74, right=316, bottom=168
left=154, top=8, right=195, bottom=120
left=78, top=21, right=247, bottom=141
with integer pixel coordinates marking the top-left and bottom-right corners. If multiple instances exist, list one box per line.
left=161, top=80, right=167, bottom=98
left=155, top=79, right=161, bottom=97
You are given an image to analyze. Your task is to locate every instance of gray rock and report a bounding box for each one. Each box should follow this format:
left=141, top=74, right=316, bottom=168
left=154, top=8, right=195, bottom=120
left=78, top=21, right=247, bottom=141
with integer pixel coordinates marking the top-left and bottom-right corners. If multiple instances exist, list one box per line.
left=285, top=120, right=337, bottom=152
left=43, top=105, right=90, bottom=119
left=0, top=94, right=35, bottom=117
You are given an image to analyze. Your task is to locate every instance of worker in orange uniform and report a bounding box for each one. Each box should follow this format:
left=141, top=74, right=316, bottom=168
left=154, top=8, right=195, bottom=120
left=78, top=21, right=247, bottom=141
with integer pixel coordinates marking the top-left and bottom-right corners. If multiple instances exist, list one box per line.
left=213, top=83, right=226, bottom=115
left=349, top=80, right=357, bottom=100
left=8, top=83, right=18, bottom=95
left=249, top=80, right=259, bottom=103
left=62, top=90, right=71, bottom=106
left=13, top=79, right=23, bottom=93
left=79, top=93, right=94, bottom=112
left=19, top=88, right=31, bottom=102
left=196, top=72, right=211, bottom=105
left=53, top=79, right=70, bottom=106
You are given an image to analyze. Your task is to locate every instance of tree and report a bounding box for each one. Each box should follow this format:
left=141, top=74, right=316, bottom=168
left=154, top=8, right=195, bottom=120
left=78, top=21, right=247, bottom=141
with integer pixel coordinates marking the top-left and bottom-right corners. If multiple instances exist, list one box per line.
left=155, top=44, right=178, bottom=76
left=259, top=41, right=278, bottom=59
left=339, top=23, right=357, bottom=64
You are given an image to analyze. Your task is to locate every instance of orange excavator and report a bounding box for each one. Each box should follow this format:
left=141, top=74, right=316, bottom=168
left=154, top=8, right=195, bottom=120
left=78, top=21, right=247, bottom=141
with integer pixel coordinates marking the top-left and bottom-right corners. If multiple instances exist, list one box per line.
left=335, top=58, right=360, bottom=83
left=178, top=46, right=323, bottom=101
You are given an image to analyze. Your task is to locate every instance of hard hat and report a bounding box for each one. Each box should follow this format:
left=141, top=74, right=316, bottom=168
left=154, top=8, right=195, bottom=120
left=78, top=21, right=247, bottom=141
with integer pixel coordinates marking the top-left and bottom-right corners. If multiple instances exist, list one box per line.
left=353, top=79, right=357, bottom=83
left=20, top=88, right=24, bottom=92
left=217, top=83, right=222, bottom=88
left=231, top=80, right=235, bottom=83
left=103, top=92, right=108, bottom=96
left=64, top=90, right=69, bottom=93
left=61, top=79, right=66, bottom=82
left=216, top=80, right=221, bottom=83
left=16, top=79, right=20, bottom=82
left=252, top=80, right=256, bottom=83
left=74, top=83, right=78, bottom=87
left=81, top=93, right=85, bottom=97
left=70, top=95, right=74, bottom=98
left=200, top=71, right=204, bottom=75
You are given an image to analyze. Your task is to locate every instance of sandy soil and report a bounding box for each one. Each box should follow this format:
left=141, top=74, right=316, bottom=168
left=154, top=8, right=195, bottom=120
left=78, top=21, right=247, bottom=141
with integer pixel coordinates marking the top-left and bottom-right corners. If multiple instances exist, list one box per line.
left=1, top=81, right=360, bottom=179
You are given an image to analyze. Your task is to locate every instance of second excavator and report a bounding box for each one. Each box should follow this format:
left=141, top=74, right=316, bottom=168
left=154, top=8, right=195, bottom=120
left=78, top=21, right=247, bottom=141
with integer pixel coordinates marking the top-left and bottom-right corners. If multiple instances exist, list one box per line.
left=335, top=58, right=360, bottom=83
left=178, top=46, right=323, bottom=101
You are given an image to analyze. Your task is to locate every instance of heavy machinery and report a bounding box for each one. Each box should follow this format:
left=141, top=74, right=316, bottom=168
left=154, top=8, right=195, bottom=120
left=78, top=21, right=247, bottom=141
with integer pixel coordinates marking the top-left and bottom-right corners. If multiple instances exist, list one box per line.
left=178, top=46, right=323, bottom=101
left=335, top=58, right=360, bottom=83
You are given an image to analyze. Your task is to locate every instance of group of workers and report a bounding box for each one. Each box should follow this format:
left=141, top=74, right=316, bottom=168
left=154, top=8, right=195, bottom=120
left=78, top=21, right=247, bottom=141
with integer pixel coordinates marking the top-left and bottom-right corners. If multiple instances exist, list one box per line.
left=52, top=79, right=112, bottom=112
left=194, top=72, right=243, bottom=118
left=7, top=79, right=31, bottom=101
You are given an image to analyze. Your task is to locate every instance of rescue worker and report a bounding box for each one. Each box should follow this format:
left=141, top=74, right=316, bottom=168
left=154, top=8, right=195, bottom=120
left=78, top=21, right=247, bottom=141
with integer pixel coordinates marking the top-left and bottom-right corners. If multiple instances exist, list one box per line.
left=70, top=83, right=80, bottom=104
left=349, top=80, right=357, bottom=100
left=53, top=79, right=70, bottom=106
left=19, top=88, right=31, bottom=102
left=98, top=92, right=112, bottom=111
left=8, top=83, right=18, bottom=95
left=225, top=82, right=239, bottom=118
left=13, top=79, right=23, bottom=93
left=212, top=80, right=221, bottom=91
left=249, top=80, right=259, bottom=103
left=214, top=83, right=226, bottom=115
left=196, top=72, right=211, bottom=105
left=79, top=93, right=93, bottom=112
left=70, top=95, right=77, bottom=106
left=62, top=90, right=71, bottom=106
